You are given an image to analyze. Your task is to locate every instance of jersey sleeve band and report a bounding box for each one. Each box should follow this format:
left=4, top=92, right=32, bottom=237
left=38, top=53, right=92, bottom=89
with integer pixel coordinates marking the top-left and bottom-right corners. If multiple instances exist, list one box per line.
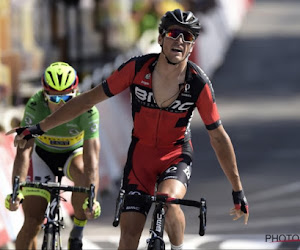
left=206, top=119, right=222, bottom=130
left=102, top=80, right=114, bottom=97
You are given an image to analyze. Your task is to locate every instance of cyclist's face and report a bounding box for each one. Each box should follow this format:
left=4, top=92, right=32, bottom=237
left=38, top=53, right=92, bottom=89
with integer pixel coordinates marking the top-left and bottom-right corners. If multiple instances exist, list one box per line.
left=160, top=25, right=195, bottom=63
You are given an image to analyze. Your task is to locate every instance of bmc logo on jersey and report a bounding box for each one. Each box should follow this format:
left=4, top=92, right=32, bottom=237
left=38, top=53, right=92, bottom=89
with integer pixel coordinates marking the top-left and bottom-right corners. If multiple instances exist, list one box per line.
left=134, top=86, right=193, bottom=112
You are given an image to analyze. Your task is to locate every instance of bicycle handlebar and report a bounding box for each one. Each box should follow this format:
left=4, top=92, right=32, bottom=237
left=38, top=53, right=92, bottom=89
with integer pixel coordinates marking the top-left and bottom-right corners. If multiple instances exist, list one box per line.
left=124, top=193, right=202, bottom=208
left=11, top=176, right=95, bottom=203
left=88, top=184, right=95, bottom=211
left=199, top=198, right=207, bottom=236
left=112, top=191, right=206, bottom=236
left=112, top=189, right=125, bottom=227
left=165, top=197, right=201, bottom=208
left=11, top=176, right=20, bottom=204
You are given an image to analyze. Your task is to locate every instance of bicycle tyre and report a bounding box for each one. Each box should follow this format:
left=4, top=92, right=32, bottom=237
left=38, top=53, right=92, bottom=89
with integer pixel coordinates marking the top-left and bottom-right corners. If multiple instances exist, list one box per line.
left=147, top=238, right=165, bottom=250
left=54, top=229, right=62, bottom=250
left=42, top=224, right=61, bottom=250
left=42, top=225, right=54, bottom=250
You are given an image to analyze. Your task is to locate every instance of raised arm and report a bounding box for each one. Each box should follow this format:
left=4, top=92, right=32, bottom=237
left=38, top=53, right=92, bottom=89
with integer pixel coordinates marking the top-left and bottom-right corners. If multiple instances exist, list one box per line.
left=40, top=84, right=108, bottom=132
left=6, top=84, right=108, bottom=148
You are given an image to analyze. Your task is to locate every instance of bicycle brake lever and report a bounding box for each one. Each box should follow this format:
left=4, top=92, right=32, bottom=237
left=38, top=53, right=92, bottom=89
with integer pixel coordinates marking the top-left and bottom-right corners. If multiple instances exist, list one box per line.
left=12, top=176, right=20, bottom=204
left=113, top=189, right=125, bottom=227
left=89, top=184, right=95, bottom=212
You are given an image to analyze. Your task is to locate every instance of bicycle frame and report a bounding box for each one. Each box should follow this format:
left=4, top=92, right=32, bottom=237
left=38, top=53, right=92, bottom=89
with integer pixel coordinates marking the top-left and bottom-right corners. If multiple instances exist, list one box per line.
left=11, top=175, right=94, bottom=250
left=113, top=190, right=207, bottom=250
left=41, top=176, right=64, bottom=250
left=147, top=200, right=166, bottom=250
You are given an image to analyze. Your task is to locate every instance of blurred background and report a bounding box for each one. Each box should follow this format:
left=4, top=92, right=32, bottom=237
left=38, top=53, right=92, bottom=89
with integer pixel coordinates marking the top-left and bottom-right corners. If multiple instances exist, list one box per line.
left=1, top=0, right=300, bottom=249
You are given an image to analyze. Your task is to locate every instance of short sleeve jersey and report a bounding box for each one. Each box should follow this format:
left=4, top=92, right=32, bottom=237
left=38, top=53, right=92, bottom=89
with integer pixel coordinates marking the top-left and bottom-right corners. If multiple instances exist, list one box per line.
left=21, top=90, right=99, bottom=153
left=102, top=53, right=221, bottom=147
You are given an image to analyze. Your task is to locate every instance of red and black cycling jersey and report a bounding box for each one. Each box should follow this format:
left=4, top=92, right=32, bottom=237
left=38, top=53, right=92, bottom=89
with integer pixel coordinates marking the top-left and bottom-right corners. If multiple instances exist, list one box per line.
left=102, top=53, right=221, bottom=147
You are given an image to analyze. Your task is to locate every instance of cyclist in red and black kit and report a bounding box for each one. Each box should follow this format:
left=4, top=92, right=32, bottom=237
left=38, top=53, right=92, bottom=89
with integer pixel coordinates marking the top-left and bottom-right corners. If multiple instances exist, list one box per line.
left=8, top=9, right=249, bottom=250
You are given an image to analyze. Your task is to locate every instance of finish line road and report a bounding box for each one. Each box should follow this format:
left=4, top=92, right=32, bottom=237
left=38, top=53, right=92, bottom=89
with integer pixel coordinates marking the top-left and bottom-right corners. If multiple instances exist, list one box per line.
left=28, top=0, right=300, bottom=249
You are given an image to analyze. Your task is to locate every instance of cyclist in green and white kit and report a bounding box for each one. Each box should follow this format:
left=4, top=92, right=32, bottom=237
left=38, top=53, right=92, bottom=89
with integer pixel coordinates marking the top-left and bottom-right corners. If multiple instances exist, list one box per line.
left=5, top=62, right=101, bottom=250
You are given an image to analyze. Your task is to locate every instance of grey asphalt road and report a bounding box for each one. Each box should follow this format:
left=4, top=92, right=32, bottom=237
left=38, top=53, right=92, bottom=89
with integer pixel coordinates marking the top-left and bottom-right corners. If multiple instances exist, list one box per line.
left=88, top=0, right=300, bottom=248
left=186, top=0, right=300, bottom=235
left=33, top=0, right=300, bottom=249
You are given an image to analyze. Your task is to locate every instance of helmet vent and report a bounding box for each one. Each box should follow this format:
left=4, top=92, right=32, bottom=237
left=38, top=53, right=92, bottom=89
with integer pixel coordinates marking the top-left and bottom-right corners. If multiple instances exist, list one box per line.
left=57, top=73, right=63, bottom=86
left=159, top=9, right=201, bottom=38
left=43, top=62, right=78, bottom=91
left=47, top=71, right=56, bottom=86
left=65, top=71, right=72, bottom=85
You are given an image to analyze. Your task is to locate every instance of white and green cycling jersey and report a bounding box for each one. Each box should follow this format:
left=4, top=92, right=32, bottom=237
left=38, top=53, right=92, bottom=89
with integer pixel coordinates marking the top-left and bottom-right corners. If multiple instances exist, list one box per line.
left=21, top=90, right=99, bottom=153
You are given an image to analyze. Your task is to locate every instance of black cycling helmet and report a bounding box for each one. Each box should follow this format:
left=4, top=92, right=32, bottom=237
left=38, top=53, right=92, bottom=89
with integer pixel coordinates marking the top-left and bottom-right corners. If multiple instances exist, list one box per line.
left=159, top=9, right=201, bottom=39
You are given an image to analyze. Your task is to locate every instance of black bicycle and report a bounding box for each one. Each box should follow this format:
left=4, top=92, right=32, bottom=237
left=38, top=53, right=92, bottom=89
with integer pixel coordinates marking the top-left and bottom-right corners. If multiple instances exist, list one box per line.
left=11, top=175, right=95, bottom=250
left=113, top=189, right=207, bottom=250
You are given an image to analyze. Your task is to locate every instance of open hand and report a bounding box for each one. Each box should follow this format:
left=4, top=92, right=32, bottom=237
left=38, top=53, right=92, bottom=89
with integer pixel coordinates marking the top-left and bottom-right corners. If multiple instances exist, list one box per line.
left=230, top=206, right=249, bottom=224
left=231, top=190, right=249, bottom=225
left=6, top=124, right=44, bottom=148
left=6, top=128, right=27, bottom=148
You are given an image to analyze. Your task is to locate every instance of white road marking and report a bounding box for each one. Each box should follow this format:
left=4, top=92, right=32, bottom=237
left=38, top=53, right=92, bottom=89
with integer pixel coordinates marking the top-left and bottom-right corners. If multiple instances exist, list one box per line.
left=82, top=238, right=106, bottom=249
left=82, top=234, right=288, bottom=249
left=208, top=216, right=300, bottom=232
left=250, top=198, right=300, bottom=211
left=220, top=239, right=279, bottom=249
left=248, top=182, right=300, bottom=202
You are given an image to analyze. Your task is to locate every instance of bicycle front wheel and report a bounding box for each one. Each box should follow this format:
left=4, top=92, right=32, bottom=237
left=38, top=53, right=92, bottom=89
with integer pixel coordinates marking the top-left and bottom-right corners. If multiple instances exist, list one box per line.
left=42, top=224, right=61, bottom=250
left=147, top=238, right=165, bottom=250
left=42, top=224, right=54, bottom=250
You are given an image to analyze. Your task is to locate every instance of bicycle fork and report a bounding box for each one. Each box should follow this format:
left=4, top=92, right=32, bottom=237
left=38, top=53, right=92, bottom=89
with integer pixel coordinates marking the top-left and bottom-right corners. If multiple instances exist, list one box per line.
left=147, top=202, right=166, bottom=250
left=42, top=191, right=63, bottom=249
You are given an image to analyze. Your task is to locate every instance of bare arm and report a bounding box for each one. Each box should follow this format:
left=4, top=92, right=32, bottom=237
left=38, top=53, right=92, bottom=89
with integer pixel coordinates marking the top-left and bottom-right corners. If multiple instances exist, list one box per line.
left=82, top=137, right=100, bottom=193
left=82, top=137, right=101, bottom=219
left=6, top=139, right=34, bottom=210
left=209, top=125, right=249, bottom=224
left=40, top=84, right=108, bottom=132
left=208, top=125, right=243, bottom=191
left=12, top=139, right=34, bottom=182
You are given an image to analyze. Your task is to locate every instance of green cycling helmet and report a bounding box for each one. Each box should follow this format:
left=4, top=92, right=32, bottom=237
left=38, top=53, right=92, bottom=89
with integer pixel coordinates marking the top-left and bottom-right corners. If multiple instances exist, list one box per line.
left=42, top=62, right=78, bottom=92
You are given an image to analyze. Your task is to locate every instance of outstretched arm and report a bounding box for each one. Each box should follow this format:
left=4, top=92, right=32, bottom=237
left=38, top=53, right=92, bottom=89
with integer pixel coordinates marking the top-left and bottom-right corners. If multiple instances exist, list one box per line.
left=40, top=84, right=108, bottom=132
left=6, top=84, right=108, bottom=148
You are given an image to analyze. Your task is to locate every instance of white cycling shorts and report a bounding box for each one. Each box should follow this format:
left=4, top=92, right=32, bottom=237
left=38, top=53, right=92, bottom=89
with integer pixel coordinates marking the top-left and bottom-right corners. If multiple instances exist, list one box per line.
left=27, top=144, right=83, bottom=183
